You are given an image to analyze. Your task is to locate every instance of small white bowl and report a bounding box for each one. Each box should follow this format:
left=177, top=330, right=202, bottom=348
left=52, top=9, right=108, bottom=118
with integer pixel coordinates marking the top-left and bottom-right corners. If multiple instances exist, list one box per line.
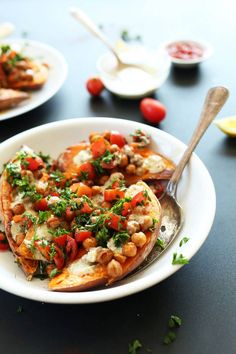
left=97, top=45, right=171, bottom=98
left=163, top=39, right=213, bottom=68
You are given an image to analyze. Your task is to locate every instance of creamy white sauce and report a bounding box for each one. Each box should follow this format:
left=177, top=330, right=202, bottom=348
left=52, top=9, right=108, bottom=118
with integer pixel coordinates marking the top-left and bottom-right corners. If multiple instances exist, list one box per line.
left=68, top=247, right=102, bottom=276
left=36, top=180, right=48, bottom=191
left=107, top=238, right=122, bottom=254
left=73, top=149, right=91, bottom=165
left=143, top=155, right=166, bottom=173
left=24, top=239, right=48, bottom=261
left=10, top=221, right=22, bottom=241
left=35, top=224, right=53, bottom=241
left=10, top=192, right=25, bottom=208
left=47, top=196, right=61, bottom=205
left=125, top=184, right=144, bottom=198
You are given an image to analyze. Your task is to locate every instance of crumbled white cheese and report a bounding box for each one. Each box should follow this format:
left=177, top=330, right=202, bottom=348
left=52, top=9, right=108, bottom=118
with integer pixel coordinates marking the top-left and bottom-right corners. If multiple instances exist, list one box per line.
left=68, top=247, right=102, bottom=276
left=73, top=149, right=92, bottom=165
left=107, top=238, right=122, bottom=254
left=83, top=246, right=102, bottom=263
left=123, top=144, right=134, bottom=157
left=125, top=183, right=144, bottom=198
left=142, top=155, right=166, bottom=174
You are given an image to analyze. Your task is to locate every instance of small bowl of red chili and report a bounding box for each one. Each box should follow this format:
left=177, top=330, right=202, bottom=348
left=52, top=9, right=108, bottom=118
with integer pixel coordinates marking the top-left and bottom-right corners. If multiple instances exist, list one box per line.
left=165, top=40, right=213, bottom=68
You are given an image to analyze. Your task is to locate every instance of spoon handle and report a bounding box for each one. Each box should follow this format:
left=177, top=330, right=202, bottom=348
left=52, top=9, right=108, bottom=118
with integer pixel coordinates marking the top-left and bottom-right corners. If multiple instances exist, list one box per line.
left=70, top=7, right=121, bottom=63
left=167, top=86, right=229, bottom=196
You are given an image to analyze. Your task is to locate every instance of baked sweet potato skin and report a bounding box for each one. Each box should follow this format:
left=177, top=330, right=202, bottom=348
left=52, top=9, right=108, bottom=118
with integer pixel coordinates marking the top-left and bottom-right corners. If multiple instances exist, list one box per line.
left=49, top=181, right=162, bottom=292
left=0, top=88, right=29, bottom=110
left=0, top=167, right=38, bottom=279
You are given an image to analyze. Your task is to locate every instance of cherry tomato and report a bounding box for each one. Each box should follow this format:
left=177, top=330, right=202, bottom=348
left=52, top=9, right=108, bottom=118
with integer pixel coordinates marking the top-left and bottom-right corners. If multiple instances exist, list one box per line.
left=110, top=131, right=126, bottom=148
left=66, top=236, right=78, bottom=262
left=86, top=77, right=104, bottom=96
left=121, top=201, right=131, bottom=216
left=54, top=234, right=68, bottom=247
left=78, top=162, right=95, bottom=180
left=21, top=156, right=45, bottom=171
left=80, top=202, right=93, bottom=214
left=75, top=230, right=92, bottom=243
left=131, top=191, right=146, bottom=208
left=140, top=98, right=166, bottom=123
left=91, top=137, right=108, bottom=158
left=104, top=189, right=125, bottom=202
left=34, top=198, right=49, bottom=211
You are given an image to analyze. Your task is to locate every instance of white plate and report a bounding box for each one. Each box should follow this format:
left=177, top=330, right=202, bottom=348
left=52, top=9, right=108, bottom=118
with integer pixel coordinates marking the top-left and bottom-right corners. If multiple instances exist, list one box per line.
left=0, top=118, right=216, bottom=303
left=0, top=39, right=68, bottom=121
left=97, top=46, right=171, bottom=98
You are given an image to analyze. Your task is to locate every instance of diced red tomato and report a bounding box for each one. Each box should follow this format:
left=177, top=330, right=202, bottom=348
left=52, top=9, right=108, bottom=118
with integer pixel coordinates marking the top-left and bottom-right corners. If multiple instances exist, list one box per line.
left=100, top=160, right=116, bottom=169
left=21, top=156, right=45, bottom=171
left=104, top=189, right=125, bottom=202
left=131, top=191, right=146, bottom=208
left=54, top=234, right=68, bottom=247
left=65, top=206, right=75, bottom=221
left=66, top=236, right=78, bottom=262
left=121, top=202, right=131, bottom=216
left=78, top=162, right=95, bottom=180
left=110, top=131, right=126, bottom=148
left=91, top=137, right=108, bottom=158
left=105, top=213, right=124, bottom=231
left=111, top=179, right=120, bottom=189
left=50, top=192, right=60, bottom=197
left=70, top=182, right=92, bottom=197
left=34, top=198, right=48, bottom=211
left=75, top=230, right=92, bottom=243
left=80, top=202, right=93, bottom=214
left=53, top=245, right=65, bottom=270
left=22, top=215, right=33, bottom=229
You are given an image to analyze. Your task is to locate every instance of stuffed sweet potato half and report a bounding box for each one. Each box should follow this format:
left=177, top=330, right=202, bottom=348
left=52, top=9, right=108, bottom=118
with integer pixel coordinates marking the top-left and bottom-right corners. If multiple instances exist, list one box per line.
left=0, top=129, right=175, bottom=292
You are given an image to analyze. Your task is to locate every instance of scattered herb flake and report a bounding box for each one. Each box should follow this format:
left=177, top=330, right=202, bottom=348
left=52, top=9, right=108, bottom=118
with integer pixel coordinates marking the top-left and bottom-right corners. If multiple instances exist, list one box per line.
left=156, top=238, right=165, bottom=250
left=38, top=211, right=51, bottom=224
left=49, top=268, right=61, bottom=278
left=172, top=252, right=189, bottom=265
left=168, top=315, right=182, bottom=328
left=17, top=305, right=23, bottom=313
left=179, top=237, right=189, bottom=247
left=163, top=331, right=176, bottom=345
left=128, top=339, right=142, bottom=354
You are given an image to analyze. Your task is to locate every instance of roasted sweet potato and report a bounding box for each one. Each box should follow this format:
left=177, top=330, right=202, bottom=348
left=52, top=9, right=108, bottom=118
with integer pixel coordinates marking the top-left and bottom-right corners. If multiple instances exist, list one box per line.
left=0, top=88, right=29, bottom=110
left=49, top=181, right=162, bottom=292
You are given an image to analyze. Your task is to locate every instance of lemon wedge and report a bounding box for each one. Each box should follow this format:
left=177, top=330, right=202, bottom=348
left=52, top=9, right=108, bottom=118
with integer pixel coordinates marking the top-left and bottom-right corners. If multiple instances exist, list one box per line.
left=214, top=116, right=236, bottom=137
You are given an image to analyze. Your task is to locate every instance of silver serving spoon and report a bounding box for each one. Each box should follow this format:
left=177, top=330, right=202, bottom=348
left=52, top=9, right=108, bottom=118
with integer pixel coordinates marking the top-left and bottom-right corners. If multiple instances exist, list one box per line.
left=70, top=7, right=157, bottom=76
left=126, top=86, right=229, bottom=278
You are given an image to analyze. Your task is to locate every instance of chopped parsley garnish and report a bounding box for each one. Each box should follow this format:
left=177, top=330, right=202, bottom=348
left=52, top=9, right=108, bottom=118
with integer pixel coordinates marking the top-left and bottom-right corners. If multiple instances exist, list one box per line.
left=0, top=44, right=11, bottom=54
left=92, top=150, right=115, bottom=175
left=35, top=261, right=48, bottom=280
left=101, top=150, right=114, bottom=164
left=96, top=226, right=109, bottom=247
left=79, top=170, right=89, bottom=181
left=91, top=158, right=104, bottom=175
left=112, top=231, right=129, bottom=247
left=172, top=252, right=189, bottom=265
left=156, top=238, right=165, bottom=250
left=50, top=170, right=65, bottom=183
left=121, top=30, right=142, bottom=42
left=128, top=339, right=142, bottom=354
left=49, top=268, right=61, bottom=278
left=168, top=315, right=182, bottom=328
left=163, top=331, right=176, bottom=345
left=6, top=162, right=21, bottom=180
left=49, top=228, right=70, bottom=237
left=38, top=211, right=51, bottom=224
left=23, top=212, right=37, bottom=225
left=111, top=197, right=131, bottom=215
left=16, top=305, right=23, bottom=313
left=179, top=237, right=189, bottom=247
left=49, top=200, right=67, bottom=216
left=49, top=243, right=57, bottom=260
left=150, top=218, right=158, bottom=231
left=38, top=151, right=51, bottom=164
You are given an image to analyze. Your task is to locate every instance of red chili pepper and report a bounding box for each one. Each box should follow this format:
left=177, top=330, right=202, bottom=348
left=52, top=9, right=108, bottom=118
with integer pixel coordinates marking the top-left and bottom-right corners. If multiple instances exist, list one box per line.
left=75, top=230, right=92, bottom=243
left=104, top=189, right=125, bottom=202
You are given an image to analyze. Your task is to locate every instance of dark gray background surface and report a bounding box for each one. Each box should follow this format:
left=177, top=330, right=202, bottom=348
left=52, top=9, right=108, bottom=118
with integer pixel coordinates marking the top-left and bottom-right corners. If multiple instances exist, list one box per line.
left=0, top=1, right=235, bottom=353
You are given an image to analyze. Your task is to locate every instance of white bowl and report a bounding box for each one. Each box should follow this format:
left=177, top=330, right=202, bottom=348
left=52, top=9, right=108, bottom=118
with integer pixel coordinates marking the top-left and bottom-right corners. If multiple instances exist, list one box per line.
left=163, top=39, right=213, bottom=68
left=0, top=118, right=216, bottom=303
left=97, top=46, right=171, bottom=98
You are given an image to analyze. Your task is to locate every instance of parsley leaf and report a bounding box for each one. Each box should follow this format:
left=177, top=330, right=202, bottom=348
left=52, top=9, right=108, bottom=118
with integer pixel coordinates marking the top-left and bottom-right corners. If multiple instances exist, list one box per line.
left=112, top=231, right=129, bottom=247
left=168, top=315, right=182, bottom=328
left=111, top=197, right=131, bottom=215
left=16, top=305, right=23, bottom=313
left=128, top=339, right=142, bottom=354
left=172, top=252, right=189, bottom=265
left=38, top=211, right=51, bottom=224
left=156, top=238, right=165, bottom=250
left=96, top=226, right=110, bottom=247
left=49, top=268, right=61, bottom=278
left=163, top=331, right=176, bottom=345
left=179, top=237, right=189, bottom=247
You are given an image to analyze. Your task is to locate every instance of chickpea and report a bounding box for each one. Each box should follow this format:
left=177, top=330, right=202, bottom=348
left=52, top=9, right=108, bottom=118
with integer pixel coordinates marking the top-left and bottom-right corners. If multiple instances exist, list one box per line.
left=119, top=154, right=128, bottom=168
left=136, top=166, right=148, bottom=176
left=127, top=220, right=140, bottom=235
left=96, top=249, right=113, bottom=264
left=12, top=203, right=25, bottom=215
left=110, top=144, right=119, bottom=153
left=33, top=170, right=43, bottom=179
left=99, top=175, right=109, bottom=186
left=89, top=131, right=100, bottom=143
left=122, top=242, right=137, bottom=257
left=82, top=237, right=97, bottom=250
left=140, top=215, right=153, bottom=231
left=131, top=232, right=147, bottom=248
left=15, top=232, right=25, bottom=246
left=130, top=154, right=143, bottom=166
left=47, top=217, right=61, bottom=229
left=102, top=130, right=111, bottom=140
left=126, top=164, right=136, bottom=174
left=107, top=259, right=123, bottom=278
left=113, top=253, right=127, bottom=264
left=92, top=186, right=102, bottom=195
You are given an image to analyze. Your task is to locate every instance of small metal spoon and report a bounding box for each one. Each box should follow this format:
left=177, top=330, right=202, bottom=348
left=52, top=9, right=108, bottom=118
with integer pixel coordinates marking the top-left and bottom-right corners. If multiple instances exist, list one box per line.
left=128, top=86, right=229, bottom=276
left=70, top=7, right=156, bottom=76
